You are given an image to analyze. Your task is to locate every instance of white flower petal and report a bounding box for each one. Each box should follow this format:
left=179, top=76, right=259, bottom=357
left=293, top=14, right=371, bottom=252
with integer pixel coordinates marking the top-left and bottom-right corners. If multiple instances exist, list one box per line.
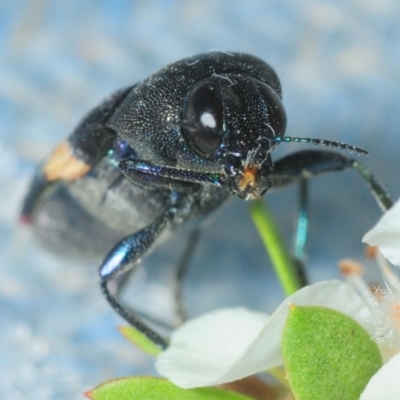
left=157, top=280, right=372, bottom=388
left=156, top=307, right=269, bottom=388
left=242, top=279, right=374, bottom=372
left=363, top=198, right=400, bottom=266
left=360, top=352, right=400, bottom=400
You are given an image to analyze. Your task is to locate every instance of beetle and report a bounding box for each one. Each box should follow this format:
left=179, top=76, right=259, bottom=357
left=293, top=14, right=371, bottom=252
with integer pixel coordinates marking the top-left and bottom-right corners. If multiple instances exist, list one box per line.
left=21, top=51, right=392, bottom=349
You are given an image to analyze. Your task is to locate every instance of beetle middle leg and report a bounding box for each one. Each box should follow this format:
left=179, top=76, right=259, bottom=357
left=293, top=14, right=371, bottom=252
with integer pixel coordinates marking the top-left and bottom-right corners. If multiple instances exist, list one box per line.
left=100, top=158, right=228, bottom=348
left=99, top=207, right=176, bottom=349
left=173, top=229, right=201, bottom=324
left=118, top=159, right=201, bottom=192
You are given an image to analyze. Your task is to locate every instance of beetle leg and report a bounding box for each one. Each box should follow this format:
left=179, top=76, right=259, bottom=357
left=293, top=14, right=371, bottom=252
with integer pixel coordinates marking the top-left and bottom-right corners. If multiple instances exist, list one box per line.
left=292, top=177, right=309, bottom=286
left=293, top=177, right=308, bottom=262
left=270, top=150, right=353, bottom=272
left=99, top=206, right=177, bottom=349
left=119, top=159, right=225, bottom=188
left=271, top=150, right=353, bottom=187
left=173, top=229, right=201, bottom=324
left=271, top=150, right=392, bottom=211
left=271, top=149, right=393, bottom=288
left=118, top=160, right=198, bottom=192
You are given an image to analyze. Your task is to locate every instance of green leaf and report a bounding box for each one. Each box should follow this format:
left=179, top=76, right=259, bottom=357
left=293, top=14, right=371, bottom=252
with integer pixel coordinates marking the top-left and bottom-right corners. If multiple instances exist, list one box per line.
left=84, top=377, right=253, bottom=400
left=282, top=305, right=382, bottom=400
left=118, top=326, right=162, bottom=357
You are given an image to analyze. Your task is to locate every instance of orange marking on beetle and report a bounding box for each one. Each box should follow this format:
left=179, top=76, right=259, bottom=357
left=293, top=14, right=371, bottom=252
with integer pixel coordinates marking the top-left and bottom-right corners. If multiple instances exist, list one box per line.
left=238, top=166, right=258, bottom=191
left=43, top=140, right=91, bottom=181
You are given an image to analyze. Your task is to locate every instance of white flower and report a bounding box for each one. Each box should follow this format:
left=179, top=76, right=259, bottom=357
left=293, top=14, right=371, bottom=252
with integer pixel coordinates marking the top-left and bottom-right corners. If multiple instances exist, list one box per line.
left=156, top=280, right=375, bottom=388
left=156, top=201, right=400, bottom=393
left=360, top=351, right=400, bottom=400
left=363, top=198, right=400, bottom=267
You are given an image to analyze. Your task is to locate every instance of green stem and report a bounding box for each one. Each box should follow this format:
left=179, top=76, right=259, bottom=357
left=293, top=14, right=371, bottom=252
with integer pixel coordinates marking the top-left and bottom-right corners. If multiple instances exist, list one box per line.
left=250, top=199, right=302, bottom=296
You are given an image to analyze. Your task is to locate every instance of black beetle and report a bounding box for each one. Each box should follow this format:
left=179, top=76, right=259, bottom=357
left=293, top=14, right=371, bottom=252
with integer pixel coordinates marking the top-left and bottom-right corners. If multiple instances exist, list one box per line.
left=21, top=51, right=391, bottom=349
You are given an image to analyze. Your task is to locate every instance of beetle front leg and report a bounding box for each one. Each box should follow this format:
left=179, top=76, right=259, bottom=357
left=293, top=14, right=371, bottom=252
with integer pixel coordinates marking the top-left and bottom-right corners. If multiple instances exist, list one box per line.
left=118, top=160, right=199, bottom=192
left=270, top=149, right=393, bottom=288
left=99, top=208, right=176, bottom=349
left=119, top=159, right=225, bottom=189
left=292, top=177, right=309, bottom=287
left=269, top=150, right=352, bottom=272
left=271, top=150, right=392, bottom=211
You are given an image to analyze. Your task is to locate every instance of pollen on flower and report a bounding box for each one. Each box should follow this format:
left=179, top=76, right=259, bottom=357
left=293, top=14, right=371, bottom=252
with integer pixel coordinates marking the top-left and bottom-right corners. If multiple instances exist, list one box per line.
left=367, top=247, right=400, bottom=354
left=338, top=258, right=400, bottom=352
left=339, top=259, right=364, bottom=276
left=372, top=289, right=400, bottom=357
left=338, top=259, right=374, bottom=307
left=389, top=301, right=400, bottom=333
left=369, top=285, right=385, bottom=302
left=366, top=245, right=379, bottom=259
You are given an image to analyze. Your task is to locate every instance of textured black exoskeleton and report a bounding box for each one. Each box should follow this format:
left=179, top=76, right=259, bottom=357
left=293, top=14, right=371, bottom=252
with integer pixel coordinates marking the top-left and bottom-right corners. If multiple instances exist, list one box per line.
left=21, top=52, right=392, bottom=349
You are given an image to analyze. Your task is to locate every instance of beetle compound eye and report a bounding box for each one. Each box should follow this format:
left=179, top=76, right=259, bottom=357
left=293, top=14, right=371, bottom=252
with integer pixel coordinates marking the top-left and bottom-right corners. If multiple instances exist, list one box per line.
left=257, top=82, right=287, bottom=138
left=182, top=80, right=224, bottom=156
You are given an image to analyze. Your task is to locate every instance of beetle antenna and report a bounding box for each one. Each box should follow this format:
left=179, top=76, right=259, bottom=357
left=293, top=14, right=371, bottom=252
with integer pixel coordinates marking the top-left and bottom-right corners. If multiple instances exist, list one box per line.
left=274, top=136, right=369, bottom=156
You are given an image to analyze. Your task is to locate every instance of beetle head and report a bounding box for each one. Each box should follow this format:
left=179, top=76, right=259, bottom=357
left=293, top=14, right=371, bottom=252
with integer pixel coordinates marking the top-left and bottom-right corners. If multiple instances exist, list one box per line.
left=181, top=74, right=286, bottom=200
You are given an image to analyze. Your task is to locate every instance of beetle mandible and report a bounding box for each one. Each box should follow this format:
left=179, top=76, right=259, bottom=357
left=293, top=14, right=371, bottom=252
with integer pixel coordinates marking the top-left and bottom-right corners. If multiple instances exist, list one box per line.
left=21, top=51, right=392, bottom=349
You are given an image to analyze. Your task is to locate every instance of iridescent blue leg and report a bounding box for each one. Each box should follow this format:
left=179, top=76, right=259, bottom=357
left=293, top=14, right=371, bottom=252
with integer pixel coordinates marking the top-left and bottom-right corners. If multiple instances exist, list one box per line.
left=292, top=178, right=309, bottom=286
left=271, top=149, right=393, bottom=288
left=119, top=159, right=225, bottom=188
left=99, top=208, right=176, bottom=349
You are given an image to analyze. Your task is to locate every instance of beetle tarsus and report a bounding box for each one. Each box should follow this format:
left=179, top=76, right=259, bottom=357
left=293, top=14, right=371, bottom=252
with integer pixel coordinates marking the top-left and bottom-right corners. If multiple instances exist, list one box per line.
left=100, top=280, right=168, bottom=349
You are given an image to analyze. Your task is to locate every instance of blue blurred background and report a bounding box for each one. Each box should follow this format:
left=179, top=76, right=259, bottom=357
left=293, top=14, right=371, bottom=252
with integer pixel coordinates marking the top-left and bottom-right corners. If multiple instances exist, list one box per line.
left=1, top=1, right=400, bottom=399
